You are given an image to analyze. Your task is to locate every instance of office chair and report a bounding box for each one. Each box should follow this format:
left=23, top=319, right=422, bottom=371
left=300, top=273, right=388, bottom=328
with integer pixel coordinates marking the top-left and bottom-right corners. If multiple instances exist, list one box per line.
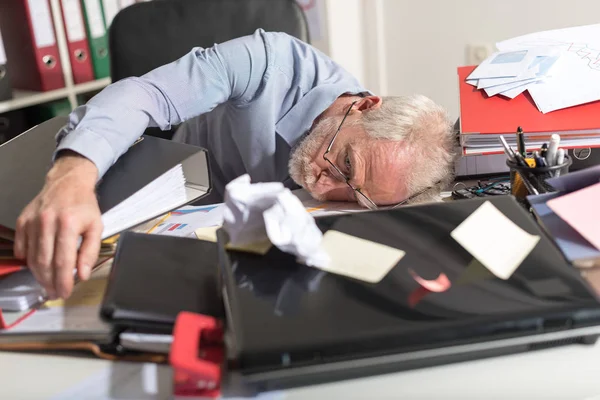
left=109, top=0, right=309, bottom=139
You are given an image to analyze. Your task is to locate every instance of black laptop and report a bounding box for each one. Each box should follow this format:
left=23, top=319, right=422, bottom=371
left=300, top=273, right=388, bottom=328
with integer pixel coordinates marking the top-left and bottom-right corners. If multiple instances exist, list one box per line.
left=217, top=195, right=600, bottom=391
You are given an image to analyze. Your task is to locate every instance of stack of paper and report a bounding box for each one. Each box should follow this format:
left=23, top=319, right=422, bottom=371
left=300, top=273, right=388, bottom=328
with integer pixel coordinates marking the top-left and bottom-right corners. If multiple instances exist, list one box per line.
left=467, top=47, right=562, bottom=101
left=467, top=24, right=600, bottom=113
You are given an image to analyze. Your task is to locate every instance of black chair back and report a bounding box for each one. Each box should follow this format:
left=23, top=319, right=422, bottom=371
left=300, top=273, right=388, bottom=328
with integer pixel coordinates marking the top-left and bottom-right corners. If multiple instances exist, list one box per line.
left=109, top=0, right=309, bottom=139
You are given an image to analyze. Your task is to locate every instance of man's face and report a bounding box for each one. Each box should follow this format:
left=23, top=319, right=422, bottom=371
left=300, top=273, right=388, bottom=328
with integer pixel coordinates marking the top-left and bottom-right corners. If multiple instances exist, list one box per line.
left=289, top=100, right=410, bottom=207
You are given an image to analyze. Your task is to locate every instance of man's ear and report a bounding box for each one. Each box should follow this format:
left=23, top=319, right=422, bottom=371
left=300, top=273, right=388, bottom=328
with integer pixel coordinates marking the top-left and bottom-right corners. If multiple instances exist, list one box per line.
left=355, top=95, right=382, bottom=112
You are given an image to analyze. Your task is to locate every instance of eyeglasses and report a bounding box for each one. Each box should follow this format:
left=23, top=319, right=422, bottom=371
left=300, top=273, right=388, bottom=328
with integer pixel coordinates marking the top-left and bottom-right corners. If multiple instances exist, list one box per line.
left=323, top=101, right=439, bottom=210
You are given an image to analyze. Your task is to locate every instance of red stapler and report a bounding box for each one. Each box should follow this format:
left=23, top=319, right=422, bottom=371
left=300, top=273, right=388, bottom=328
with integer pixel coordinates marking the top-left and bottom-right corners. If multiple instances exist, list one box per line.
left=170, top=312, right=225, bottom=398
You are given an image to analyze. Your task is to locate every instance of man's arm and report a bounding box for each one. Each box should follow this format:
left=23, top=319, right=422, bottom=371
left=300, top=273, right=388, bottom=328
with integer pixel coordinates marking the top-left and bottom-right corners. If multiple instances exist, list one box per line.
left=15, top=29, right=273, bottom=299
left=56, top=29, right=271, bottom=178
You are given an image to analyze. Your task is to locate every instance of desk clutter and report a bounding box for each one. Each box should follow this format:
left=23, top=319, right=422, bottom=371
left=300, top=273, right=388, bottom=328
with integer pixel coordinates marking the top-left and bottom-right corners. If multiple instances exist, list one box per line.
left=0, top=45, right=599, bottom=396
left=458, top=24, right=600, bottom=161
left=3, top=164, right=600, bottom=397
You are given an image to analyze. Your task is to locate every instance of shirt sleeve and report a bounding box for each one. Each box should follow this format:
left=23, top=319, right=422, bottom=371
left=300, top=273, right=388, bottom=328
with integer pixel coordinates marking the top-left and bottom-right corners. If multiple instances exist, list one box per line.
left=55, top=29, right=271, bottom=178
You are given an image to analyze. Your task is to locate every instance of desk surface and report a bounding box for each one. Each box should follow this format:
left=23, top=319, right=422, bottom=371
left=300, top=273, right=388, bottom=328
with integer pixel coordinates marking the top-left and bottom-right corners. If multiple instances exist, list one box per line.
left=1, top=340, right=600, bottom=399
left=0, top=191, right=593, bottom=399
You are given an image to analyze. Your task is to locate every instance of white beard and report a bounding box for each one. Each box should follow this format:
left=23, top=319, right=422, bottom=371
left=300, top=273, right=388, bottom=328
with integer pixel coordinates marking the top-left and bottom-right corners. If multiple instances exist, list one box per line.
left=288, top=117, right=339, bottom=195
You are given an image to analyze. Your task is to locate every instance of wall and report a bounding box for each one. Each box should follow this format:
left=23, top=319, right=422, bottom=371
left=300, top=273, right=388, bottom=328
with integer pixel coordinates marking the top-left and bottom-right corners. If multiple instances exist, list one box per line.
left=379, top=0, right=600, bottom=119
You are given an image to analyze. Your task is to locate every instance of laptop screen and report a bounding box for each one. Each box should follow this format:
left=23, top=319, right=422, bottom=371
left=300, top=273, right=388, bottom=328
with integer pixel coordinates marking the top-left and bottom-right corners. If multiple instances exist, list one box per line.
left=220, top=196, right=600, bottom=373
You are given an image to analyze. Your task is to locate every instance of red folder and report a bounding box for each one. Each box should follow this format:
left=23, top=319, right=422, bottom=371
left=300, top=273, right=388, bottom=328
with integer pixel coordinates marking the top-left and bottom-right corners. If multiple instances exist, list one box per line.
left=0, top=0, right=66, bottom=91
left=59, top=0, right=95, bottom=84
left=458, top=66, right=600, bottom=135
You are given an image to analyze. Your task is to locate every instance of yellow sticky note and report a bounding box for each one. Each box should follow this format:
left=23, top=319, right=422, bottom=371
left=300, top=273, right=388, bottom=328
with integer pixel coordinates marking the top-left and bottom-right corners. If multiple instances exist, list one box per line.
left=194, top=226, right=220, bottom=242
left=320, top=230, right=405, bottom=283
left=44, top=278, right=108, bottom=308
left=451, top=201, right=540, bottom=280
left=194, top=226, right=272, bottom=255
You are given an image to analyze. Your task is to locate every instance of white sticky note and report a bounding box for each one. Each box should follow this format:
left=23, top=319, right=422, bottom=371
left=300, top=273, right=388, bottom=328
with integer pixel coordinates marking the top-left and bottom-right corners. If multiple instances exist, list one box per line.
left=320, top=230, right=405, bottom=283
left=451, top=201, right=540, bottom=280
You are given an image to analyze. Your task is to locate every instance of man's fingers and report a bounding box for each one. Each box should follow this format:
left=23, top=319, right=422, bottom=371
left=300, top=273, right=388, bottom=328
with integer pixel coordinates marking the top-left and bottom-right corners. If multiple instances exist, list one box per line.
left=27, top=219, right=55, bottom=299
left=13, top=215, right=28, bottom=260
left=77, top=221, right=103, bottom=281
left=35, top=210, right=56, bottom=276
left=53, top=213, right=79, bottom=299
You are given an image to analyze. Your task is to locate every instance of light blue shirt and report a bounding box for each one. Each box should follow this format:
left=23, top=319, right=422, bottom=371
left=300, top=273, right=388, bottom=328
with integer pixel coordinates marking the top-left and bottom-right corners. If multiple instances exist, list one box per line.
left=56, top=29, right=368, bottom=202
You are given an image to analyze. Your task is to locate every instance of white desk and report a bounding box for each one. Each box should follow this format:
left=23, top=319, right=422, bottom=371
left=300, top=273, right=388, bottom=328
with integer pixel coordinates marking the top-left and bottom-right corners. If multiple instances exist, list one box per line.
left=2, top=340, right=600, bottom=400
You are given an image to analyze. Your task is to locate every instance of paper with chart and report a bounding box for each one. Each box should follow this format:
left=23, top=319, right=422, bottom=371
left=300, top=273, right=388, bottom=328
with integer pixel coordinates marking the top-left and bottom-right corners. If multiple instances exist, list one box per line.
left=151, top=189, right=365, bottom=239
left=496, top=24, right=600, bottom=113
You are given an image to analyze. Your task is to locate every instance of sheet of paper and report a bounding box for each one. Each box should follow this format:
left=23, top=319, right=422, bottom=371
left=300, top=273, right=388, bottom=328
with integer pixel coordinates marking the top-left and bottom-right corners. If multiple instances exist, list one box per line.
left=477, top=66, right=539, bottom=89
left=484, top=76, right=543, bottom=97
left=497, top=24, right=600, bottom=113
left=468, top=49, right=541, bottom=80
left=499, top=80, right=541, bottom=99
left=101, top=164, right=187, bottom=239
left=292, top=188, right=364, bottom=217
left=451, top=201, right=540, bottom=280
left=223, top=175, right=328, bottom=266
left=319, top=230, right=405, bottom=283
left=150, top=204, right=224, bottom=238
left=1, top=265, right=112, bottom=334
left=547, top=182, right=600, bottom=250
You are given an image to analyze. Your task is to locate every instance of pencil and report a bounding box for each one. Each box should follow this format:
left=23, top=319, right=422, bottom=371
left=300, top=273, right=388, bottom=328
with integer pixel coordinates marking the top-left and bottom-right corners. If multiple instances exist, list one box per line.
left=146, top=212, right=172, bottom=234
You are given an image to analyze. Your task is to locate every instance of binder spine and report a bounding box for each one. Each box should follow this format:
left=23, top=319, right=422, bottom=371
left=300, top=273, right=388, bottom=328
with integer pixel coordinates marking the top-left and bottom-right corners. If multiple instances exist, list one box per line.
left=59, top=0, right=95, bottom=84
left=23, top=0, right=66, bottom=91
left=81, top=0, right=110, bottom=79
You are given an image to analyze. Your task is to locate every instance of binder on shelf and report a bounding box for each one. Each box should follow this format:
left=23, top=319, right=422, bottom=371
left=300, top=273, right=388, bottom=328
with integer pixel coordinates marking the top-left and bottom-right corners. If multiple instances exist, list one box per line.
left=0, top=30, right=12, bottom=102
left=80, top=0, right=110, bottom=79
left=119, top=0, right=136, bottom=7
left=102, top=0, right=121, bottom=28
left=0, top=0, right=66, bottom=92
left=58, top=0, right=95, bottom=84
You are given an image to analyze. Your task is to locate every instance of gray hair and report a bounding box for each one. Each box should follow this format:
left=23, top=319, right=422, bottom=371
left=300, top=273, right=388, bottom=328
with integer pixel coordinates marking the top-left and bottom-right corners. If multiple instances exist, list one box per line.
left=361, top=94, right=456, bottom=204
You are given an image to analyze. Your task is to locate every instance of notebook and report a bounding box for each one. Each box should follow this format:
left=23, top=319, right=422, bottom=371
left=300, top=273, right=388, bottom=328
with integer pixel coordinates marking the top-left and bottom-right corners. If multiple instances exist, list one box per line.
left=217, top=196, right=600, bottom=390
left=0, top=116, right=212, bottom=240
left=100, top=232, right=223, bottom=331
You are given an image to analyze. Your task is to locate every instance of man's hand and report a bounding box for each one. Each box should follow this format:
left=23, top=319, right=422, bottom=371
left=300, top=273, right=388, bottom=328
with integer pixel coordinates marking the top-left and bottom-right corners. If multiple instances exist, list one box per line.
left=14, top=152, right=103, bottom=299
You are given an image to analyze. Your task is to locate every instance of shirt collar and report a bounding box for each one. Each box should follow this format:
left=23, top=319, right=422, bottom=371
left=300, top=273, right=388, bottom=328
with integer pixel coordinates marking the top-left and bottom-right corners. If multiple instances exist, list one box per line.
left=276, top=84, right=372, bottom=148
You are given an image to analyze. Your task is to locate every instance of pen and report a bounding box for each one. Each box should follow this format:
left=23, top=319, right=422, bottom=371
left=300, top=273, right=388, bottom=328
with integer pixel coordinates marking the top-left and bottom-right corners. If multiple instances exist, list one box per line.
left=514, top=153, right=529, bottom=168
left=499, top=135, right=517, bottom=162
left=546, top=133, right=560, bottom=167
left=540, top=143, right=548, bottom=159
left=516, top=126, right=526, bottom=157
left=533, top=151, right=547, bottom=168
left=555, top=148, right=565, bottom=177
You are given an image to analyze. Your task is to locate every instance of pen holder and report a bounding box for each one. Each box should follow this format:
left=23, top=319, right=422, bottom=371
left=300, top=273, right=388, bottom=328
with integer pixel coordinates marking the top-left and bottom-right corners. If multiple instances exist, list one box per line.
left=507, top=155, right=572, bottom=201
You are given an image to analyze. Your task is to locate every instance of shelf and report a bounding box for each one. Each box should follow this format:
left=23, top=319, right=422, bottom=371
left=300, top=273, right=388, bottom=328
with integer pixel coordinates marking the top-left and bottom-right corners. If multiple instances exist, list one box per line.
left=0, top=78, right=111, bottom=114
